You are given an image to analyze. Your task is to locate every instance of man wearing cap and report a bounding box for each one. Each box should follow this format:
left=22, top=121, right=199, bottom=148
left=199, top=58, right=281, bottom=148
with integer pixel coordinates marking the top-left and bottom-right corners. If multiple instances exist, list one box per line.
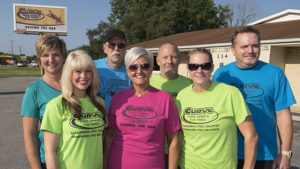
left=94, top=29, right=132, bottom=110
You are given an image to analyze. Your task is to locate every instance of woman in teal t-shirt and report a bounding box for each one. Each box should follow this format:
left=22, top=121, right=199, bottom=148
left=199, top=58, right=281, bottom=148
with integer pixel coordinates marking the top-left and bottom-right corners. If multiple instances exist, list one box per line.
left=21, top=34, right=66, bottom=169
left=176, top=48, right=258, bottom=169
left=41, top=50, right=106, bottom=169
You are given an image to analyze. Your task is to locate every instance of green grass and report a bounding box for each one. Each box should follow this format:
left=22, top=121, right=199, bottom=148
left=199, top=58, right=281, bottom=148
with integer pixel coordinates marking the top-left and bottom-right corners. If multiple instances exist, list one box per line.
left=0, top=67, right=41, bottom=76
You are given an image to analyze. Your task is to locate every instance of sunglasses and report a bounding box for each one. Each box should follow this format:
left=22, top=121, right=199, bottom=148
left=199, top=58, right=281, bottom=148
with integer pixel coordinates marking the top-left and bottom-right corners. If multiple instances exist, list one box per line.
left=129, top=63, right=150, bottom=72
left=188, top=63, right=212, bottom=71
left=107, top=42, right=126, bottom=49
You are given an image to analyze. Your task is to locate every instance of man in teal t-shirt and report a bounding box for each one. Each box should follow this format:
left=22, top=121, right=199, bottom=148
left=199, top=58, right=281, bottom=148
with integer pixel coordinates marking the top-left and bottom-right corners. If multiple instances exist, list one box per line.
left=150, top=42, right=192, bottom=168
left=94, top=29, right=132, bottom=110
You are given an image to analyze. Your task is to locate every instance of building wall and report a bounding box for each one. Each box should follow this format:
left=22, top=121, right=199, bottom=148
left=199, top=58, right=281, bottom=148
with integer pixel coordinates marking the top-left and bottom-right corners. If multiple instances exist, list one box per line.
left=270, top=46, right=286, bottom=70
left=178, top=52, right=189, bottom=77
left=285, top=47, right=300, bottom=107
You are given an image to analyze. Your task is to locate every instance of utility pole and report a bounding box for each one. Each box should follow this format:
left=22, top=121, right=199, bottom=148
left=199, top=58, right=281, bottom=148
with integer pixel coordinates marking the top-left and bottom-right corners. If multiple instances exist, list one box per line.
left=19, top=46, right=22, bottom=55
left=11, top=40, right=14, bottom=58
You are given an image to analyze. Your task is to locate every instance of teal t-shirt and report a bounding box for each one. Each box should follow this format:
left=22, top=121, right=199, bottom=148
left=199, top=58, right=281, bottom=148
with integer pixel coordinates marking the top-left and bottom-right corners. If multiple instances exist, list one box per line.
left=94, top=58, right=132, bottom=111
left=176, top=82, right=251, bottom=169
left=150, top=74, right=192, bottom=154
left=213, top=61, right=296, bottom=160
left=21, top=78, right=61, bottom=163
left=41, top=95, right=106, bottom=169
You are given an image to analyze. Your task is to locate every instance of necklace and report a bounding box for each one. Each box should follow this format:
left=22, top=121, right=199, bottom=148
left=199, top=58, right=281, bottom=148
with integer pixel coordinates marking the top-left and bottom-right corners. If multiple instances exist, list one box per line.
left=133, top=86, right=150, bottom=98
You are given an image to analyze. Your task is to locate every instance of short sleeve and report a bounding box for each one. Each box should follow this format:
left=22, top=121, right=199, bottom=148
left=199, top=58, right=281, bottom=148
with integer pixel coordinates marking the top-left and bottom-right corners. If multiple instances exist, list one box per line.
left=231, top=88, right=252, bottom=125
left=273, top=70, right=296, bottom=111
left=21, top=87, right=39, bottom=118
left=40, top=100, right=62, bottom=134
left=165, top=95, right=181, bottom=133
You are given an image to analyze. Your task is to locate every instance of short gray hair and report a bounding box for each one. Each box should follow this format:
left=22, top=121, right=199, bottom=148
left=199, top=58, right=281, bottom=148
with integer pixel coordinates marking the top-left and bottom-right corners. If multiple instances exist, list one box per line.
left=125, top=47, right=154, bottom=69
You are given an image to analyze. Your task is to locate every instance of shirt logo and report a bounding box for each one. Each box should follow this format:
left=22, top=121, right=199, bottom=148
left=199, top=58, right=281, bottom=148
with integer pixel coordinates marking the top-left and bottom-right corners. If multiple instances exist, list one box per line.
left=69, top=112, right=104, bottom=129
left=122, top=105, right=158, bottom=119
left=231, top=82, right=264, bottom=98
left=182, top=107, right=218, bottom=124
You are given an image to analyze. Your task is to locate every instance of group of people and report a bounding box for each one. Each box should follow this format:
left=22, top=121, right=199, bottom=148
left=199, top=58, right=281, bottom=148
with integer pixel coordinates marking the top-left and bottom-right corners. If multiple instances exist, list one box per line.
left=21, top=26, right=295, bottom=169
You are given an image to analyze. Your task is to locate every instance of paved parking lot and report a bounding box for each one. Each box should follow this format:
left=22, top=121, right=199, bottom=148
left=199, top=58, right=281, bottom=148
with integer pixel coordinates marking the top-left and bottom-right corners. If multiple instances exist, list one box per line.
left=0, top=76, right=299, bottom=169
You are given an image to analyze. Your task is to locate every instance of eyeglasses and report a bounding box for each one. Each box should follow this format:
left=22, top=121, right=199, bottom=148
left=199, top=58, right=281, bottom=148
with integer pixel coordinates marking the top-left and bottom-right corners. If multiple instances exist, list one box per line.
left=128, top=63, right=150, bottom=72
left=188, top=63, right=212, bottom=71
left=106, top=42, right=126, bottom=49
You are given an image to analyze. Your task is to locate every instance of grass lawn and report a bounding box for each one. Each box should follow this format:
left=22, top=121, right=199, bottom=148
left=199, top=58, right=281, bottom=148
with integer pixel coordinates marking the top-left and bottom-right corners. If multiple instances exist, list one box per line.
left=0, top=67, right=41, bottom=76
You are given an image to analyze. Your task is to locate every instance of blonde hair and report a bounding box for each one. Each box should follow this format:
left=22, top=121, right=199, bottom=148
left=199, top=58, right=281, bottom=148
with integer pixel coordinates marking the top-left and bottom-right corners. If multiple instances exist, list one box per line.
left=61, top=50, right=106, bottom=120
left=35, top=34, right=67, bottom=75
left=125, top=47, right=154, bottom=69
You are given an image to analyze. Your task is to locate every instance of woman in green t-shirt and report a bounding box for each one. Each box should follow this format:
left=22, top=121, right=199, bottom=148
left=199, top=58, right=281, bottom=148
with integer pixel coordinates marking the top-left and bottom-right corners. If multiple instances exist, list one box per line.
left=41, top=50, right=107, bottom=169
left=176, top=48, right=258, bottom=169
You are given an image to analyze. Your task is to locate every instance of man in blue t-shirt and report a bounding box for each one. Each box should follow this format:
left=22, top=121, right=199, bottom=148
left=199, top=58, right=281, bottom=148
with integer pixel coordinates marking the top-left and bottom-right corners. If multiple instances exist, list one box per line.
left=213, top=26, right=296, bottom=169
left=94, top=29, right=132, bottom=110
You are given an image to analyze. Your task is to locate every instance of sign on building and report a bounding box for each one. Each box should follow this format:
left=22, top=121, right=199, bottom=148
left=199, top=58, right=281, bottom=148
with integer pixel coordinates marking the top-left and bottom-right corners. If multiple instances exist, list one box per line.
left=13, top=4, right=67, bottom=35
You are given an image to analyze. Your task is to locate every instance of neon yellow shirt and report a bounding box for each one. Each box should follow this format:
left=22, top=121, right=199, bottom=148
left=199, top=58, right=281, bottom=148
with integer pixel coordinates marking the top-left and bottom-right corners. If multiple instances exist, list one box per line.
left=176, top=82, right=251, bottom=169
left=41, top=95, right=106, bottom=169
left=150, top=74, right=192, bottom=100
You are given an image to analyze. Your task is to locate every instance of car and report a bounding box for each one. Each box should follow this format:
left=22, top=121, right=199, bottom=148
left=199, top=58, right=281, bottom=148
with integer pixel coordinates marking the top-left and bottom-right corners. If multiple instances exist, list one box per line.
left=17, top=62, right=27, bottom=67
left=30, top=62, right=39, bottom=67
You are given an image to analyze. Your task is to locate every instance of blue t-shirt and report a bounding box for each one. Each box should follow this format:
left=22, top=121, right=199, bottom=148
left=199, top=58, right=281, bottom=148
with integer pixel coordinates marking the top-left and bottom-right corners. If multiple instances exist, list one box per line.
left=213, top=61, right=296, bottom=160
left=94, top=57, right=132, bottom=111
left=21, top=78, right=61, bottom=163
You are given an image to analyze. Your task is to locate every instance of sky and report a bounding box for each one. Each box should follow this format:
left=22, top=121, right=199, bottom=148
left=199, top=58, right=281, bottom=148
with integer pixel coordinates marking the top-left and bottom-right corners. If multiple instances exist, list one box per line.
left=1, top=0, right=300, bottom=57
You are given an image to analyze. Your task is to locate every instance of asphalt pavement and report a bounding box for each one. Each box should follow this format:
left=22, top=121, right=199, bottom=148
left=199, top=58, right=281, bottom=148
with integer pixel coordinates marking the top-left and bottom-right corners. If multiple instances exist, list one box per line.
left=0, top=76, right=299, bottom=169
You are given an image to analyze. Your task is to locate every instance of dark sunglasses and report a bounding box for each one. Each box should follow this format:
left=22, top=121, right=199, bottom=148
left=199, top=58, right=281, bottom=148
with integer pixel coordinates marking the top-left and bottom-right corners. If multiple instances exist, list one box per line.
left=188, top=63, right=212, bottom=71
left=129, top=63, right=150, bottom=72
left=107, top=42, right=126, bottom=49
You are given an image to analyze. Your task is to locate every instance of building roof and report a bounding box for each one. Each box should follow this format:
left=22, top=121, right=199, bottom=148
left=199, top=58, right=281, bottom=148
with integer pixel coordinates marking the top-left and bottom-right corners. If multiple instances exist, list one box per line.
left=128, top=19, right=300, bottom=51
left=248, top=9, right=300, bottom=25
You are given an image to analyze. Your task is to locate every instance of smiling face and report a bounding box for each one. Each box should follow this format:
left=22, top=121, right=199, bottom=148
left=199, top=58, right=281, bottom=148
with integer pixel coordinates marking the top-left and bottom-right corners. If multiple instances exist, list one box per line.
left=188, top=52, right=213, bottom=91
left=40, top=48, right=64, bottom=75
left=127, top=55, right=152, bottom=88
left=71, top=68, right=93, bottom=97
left=157, top=44, right=180, bottom=79
left=232, top=32, right=260, bottom=69
left=103, top=36, right=126, bottom=69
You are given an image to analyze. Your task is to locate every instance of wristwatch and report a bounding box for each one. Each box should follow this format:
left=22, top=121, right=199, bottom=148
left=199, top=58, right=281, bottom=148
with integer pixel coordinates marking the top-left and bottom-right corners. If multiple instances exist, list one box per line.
left=281, top=150, right=293, bottom=158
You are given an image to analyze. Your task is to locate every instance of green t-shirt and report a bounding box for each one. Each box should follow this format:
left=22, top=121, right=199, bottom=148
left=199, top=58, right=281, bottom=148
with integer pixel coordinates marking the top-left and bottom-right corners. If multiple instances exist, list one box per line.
left=41, top=95, right=107, bottom=169
left=176, top=82, right=251, bottom=169
left=150, top=74, right=192, bottom=100
left=150, top=74, right=192, bottom=154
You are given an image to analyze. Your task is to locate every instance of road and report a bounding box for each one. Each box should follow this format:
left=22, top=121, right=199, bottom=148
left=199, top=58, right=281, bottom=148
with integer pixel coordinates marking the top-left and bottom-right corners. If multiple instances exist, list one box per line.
left=0, top=76, right=299, bottom=169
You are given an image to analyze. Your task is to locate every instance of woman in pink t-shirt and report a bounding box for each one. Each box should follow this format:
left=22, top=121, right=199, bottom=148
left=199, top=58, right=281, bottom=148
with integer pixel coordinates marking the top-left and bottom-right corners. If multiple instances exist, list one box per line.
left=104, top=47, right=181, bottom=169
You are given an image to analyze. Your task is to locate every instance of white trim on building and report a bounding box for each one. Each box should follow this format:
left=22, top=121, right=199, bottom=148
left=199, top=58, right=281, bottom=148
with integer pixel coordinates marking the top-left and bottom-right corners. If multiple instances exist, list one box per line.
left=248, top=9, right=300, bottom=25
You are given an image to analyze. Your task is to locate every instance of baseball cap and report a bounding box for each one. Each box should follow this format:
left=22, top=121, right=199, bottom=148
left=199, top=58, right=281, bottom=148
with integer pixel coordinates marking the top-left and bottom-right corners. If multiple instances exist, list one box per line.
left=105, top=29, right=126, bottom=42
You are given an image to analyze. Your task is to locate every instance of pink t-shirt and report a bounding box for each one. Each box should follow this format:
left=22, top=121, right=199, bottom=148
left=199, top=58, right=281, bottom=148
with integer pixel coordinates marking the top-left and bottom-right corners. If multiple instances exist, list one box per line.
left=108, top=87, right=181, bottom=169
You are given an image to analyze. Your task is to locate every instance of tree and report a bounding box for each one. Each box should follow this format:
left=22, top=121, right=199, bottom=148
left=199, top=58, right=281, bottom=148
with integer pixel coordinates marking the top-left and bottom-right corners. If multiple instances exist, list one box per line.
left=78, top=21, right=112, bottom=59
left=113, top=0, right=232, bottom=43
left=223, top=0, right=260, bottom=26
left=81, top=0, right=232, bottom=58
